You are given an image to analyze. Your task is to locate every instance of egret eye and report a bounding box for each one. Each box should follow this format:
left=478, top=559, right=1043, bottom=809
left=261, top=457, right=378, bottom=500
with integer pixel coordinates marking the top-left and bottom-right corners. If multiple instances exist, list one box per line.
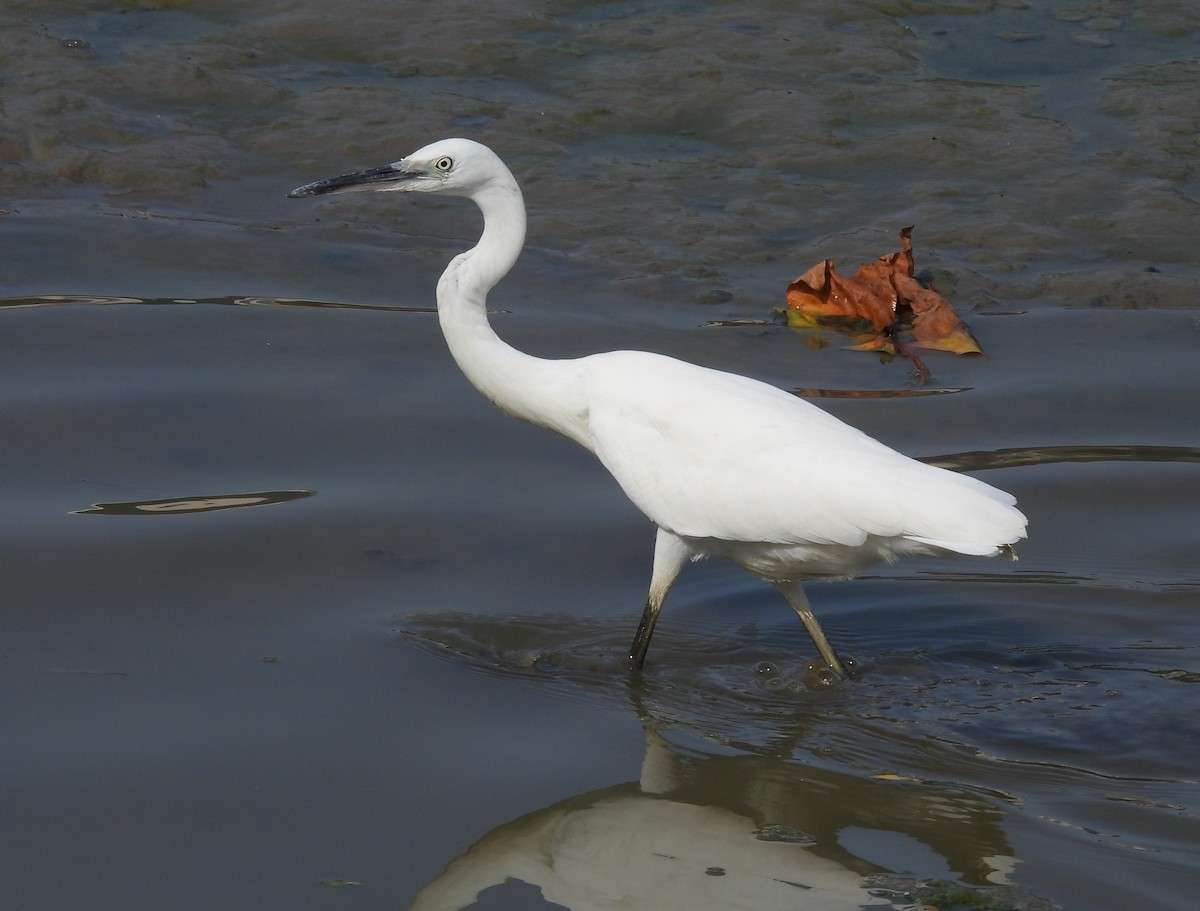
left=434, top=156, right=454, bottom=172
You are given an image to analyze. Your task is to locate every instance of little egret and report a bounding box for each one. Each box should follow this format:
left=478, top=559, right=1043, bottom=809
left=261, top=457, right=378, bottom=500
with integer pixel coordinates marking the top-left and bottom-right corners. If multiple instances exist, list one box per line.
left=289, top=138, right=1027, bottom=678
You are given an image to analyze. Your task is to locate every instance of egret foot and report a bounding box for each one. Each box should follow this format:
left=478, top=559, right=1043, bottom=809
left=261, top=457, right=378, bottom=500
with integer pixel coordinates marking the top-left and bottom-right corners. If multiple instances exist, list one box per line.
left=802, top=656, right=857, bottom=689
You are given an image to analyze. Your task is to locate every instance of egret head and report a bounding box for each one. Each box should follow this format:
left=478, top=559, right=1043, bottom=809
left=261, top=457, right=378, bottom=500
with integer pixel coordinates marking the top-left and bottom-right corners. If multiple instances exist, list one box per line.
left=287, top=138, right=506, bottom=200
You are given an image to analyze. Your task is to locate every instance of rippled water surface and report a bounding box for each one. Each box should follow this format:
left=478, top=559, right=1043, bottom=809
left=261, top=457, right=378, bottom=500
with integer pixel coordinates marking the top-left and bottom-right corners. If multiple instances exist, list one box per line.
left=2, top=2, right=1198, bottom=910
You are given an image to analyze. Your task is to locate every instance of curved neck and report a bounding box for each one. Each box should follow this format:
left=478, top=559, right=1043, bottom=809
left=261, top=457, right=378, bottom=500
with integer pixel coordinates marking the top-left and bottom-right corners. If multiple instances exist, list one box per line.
left=436, top=178, right=590, bottom=448
left=454, top=179, right=527, bottom=301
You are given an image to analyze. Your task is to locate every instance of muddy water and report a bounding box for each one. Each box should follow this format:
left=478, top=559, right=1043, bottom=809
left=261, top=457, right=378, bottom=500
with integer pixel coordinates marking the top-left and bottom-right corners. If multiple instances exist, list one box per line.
left=2, top=2, right=1198, bottom=910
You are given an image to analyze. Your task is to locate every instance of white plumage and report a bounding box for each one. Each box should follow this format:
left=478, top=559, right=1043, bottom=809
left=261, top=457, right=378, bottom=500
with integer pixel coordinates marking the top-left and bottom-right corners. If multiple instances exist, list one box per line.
left=290, top=138, right=1027, bottom=677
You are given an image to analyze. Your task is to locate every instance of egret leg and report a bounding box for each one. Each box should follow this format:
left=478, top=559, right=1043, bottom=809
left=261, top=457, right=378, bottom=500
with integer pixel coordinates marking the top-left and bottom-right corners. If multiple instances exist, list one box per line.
left=772, top=580, right=850, bottom=678
left=628, top=529, right=693, bottom=669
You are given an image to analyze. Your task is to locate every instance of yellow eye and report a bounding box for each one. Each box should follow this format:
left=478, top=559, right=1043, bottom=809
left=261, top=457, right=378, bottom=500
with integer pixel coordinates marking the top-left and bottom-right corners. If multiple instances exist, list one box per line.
left=435, top=156, right=453, bottom=172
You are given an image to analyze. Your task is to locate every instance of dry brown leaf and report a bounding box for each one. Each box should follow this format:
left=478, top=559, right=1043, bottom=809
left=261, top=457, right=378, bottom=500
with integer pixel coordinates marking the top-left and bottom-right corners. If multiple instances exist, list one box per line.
left=785, top=227, right=982, bottom=356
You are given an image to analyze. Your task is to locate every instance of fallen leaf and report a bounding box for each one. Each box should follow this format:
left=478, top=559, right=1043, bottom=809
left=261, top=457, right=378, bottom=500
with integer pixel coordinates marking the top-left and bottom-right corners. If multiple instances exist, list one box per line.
left=786, top=227, right=983, bottom=357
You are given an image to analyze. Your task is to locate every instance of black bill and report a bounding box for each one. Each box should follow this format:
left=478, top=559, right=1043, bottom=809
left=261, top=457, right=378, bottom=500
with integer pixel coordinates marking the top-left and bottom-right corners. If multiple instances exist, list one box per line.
left=287, top=163, right=415, bottom=198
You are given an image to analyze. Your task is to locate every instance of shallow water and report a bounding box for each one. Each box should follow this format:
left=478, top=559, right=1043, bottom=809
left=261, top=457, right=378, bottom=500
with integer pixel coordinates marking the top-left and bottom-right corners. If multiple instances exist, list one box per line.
left=2, top=2, right=1199, bottom=910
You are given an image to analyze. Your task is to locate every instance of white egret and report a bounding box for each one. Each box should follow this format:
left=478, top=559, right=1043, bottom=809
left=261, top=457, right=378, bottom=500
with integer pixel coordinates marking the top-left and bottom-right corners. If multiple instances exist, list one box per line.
left=289, top=138, right=1027, bottom=678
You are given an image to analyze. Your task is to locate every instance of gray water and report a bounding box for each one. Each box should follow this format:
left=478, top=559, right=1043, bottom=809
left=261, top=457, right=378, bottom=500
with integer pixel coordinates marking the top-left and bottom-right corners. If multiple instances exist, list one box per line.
left=2, top=1, right=1198, bottom=909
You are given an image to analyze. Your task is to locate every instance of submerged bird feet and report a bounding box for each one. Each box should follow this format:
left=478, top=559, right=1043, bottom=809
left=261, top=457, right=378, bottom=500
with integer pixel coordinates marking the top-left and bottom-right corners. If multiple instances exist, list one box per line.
left=754, top=656, right=859, bottom=692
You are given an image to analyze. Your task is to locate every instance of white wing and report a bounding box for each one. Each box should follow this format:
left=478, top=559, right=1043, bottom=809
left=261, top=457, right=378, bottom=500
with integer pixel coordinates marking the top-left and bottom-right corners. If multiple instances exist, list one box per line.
left=581, top=351, right=1025, bottom=553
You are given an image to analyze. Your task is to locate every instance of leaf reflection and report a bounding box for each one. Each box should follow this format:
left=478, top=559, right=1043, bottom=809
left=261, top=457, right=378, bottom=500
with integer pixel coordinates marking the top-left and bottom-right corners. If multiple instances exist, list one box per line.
left=72, top=489, right=313, bottom=516
left=920, top=443, right=1200, bottom=472
left=0, top=294, right=438, bottom=313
